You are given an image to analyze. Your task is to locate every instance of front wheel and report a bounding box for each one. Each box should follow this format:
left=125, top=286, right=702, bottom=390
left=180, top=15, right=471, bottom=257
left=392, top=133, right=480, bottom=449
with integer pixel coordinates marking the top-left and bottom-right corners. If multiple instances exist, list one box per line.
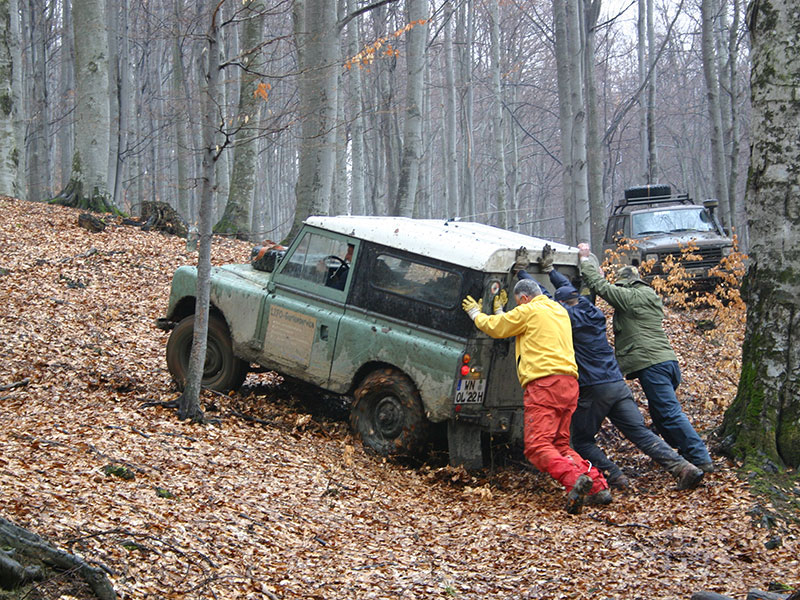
left=166, top=313, right=248, bottom=392
left=350, top=368, right=430, bottom=456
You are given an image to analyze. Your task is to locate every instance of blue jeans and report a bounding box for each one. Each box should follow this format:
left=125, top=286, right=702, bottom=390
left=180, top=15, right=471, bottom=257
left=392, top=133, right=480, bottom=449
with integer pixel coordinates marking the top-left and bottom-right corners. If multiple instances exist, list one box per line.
left=635, top=361, right=711, bottom=466
left=571, top=379, right=686, bottom=481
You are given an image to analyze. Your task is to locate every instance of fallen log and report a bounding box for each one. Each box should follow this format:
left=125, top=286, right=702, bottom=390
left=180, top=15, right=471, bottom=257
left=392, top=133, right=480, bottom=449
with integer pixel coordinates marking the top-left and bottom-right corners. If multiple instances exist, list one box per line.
left=0, top=516, right=116, bottom=599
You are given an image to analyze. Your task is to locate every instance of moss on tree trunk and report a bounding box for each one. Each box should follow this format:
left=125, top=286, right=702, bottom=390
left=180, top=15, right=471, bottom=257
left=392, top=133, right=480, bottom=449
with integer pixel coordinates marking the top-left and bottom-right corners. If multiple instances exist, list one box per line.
left=49, top=178, right=119, bottom=214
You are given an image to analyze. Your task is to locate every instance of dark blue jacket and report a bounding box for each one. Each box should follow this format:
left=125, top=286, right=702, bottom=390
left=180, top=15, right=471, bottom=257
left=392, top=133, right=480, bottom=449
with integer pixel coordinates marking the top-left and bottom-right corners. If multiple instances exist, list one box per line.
left=518, top=269, right=623, bottom=387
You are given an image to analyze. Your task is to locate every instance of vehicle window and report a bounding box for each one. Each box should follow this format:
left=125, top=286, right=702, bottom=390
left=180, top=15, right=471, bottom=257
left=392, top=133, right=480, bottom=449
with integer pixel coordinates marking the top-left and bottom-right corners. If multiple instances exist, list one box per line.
left=372, top=254, right=461, bottom=308
left=282, top=232, right=354, bottom=290
left=631, top=208, right=715, bottom=236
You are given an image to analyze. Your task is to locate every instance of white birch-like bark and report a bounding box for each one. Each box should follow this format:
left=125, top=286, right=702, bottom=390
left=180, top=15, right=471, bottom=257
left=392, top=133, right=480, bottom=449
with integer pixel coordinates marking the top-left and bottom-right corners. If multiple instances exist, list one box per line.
left=57, top=0, right=113, bottom=211
left=344, top=0, right=365, bottom=214
left=58, top=0, right=74, bottom=189
left=27, top=0, right=49, bottom=201
left=488, top=0, right=506, bottom=228
left=637, top=0, right=647, bottom=182
left=180, top=0, right=223, bottom=423
left=553, top=0, right=574, bottom=242
left=215, top=0, right=266, bottom=238
left=442, top=1, right=459, bottom=217
left=8, top=0, right=23, bottom=198
left=458, top=0, right=475, bottom=219
left=171, top=0, right=192, bottom=221
left=583, top=0, right=604, bottom=250
left=0, top=0, right=18, bottom=195
left=396, top=0, right=427, bottom=217
left=285, top=0, right=338, bottom=242
left=701, top=0, right=731, bottom=227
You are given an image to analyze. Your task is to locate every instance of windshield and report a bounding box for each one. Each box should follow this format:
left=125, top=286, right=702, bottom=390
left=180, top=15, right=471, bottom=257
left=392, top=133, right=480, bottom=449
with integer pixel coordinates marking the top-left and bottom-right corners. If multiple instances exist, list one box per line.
left=631, top=207, right=715, bottom=236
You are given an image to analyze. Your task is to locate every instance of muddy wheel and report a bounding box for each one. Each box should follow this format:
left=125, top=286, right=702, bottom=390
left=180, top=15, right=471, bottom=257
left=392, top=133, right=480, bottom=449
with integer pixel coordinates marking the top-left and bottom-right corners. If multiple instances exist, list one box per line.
left=350, top=368, right=430, bottom=456
left=166, top=313, right=248, bottom=392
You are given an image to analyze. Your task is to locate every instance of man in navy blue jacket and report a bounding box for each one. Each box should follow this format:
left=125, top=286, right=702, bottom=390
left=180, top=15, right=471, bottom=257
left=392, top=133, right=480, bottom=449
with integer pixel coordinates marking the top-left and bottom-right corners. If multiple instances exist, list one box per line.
left=517, top=250, right=703, bottom=491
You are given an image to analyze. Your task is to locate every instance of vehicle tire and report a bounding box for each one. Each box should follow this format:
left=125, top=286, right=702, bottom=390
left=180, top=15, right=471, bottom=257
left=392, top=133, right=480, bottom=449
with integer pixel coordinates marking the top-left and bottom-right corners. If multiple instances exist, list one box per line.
left=350, top=368, right=430, bottom=456
left=166, top=313, right=248, bottom=392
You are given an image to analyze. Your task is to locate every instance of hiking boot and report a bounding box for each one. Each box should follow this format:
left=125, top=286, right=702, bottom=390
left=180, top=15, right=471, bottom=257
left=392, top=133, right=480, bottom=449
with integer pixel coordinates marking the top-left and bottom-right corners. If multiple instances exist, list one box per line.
left=586, top=489, right=613, bottom=505
left=675, top=463, right=704, bottom=490
left=697, top=462, right=715, bottom=473
left=565, top=474, right=593, bottom=515
left=607, top=472, right=630, bottom=489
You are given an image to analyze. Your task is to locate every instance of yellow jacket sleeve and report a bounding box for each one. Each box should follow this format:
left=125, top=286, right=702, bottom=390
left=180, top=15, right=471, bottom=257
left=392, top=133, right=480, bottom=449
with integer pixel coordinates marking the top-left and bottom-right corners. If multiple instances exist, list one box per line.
left=474, top=296, right=577, bottom=386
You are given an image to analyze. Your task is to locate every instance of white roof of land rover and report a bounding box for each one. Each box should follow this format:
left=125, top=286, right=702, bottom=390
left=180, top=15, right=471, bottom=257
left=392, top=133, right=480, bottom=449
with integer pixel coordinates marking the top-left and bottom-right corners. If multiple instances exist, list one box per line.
left=304, top=215, right=578, bottom=272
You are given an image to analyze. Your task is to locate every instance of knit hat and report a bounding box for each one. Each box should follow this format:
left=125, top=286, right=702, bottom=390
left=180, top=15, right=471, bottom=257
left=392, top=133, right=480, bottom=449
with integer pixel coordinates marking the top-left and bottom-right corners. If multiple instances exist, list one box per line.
left=615, top=265, right=645, bottom=285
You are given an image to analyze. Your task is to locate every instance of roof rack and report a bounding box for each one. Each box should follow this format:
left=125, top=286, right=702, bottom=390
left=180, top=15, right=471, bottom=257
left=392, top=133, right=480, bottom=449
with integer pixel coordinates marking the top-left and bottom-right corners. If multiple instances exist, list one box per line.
left=612, top=184, right=695, bottom=215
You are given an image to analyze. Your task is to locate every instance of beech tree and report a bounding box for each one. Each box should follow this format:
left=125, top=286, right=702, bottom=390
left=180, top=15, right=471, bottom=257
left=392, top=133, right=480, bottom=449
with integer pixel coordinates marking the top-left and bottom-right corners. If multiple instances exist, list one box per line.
left=0, top=0, right=17, bottom=196
left=395, top=0, right=427, bottom=217
left=51, top=0, right=116, bottom=213
left=721, top=0, right=799, bottom=470
left=214, top=0, right=267, bottom=239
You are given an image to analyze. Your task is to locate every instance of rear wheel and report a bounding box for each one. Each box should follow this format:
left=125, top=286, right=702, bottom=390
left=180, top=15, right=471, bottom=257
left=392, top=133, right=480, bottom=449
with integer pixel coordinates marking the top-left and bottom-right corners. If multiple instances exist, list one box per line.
left=166, top=313, right=248, bottom=392
left=350, top=368, right=430, bottom=456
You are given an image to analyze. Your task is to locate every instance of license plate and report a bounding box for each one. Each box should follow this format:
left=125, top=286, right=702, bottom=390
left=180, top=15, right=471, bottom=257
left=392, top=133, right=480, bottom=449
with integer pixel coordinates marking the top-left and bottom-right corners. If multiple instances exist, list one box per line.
left=454, top=379, right=486, bottom=404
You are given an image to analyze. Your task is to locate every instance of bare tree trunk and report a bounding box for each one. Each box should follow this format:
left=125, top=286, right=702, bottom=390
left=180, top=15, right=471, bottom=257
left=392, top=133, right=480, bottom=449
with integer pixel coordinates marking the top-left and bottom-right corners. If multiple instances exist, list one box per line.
left=645, top=0, right=657, bottom=182
left=396, top=0, right=427, bottom=217
left=488, top=0, right=506, bottom=228
left=458, top=0, right=475, bottom=219
left=567, top=0, right=590, bottom=244
left=52, top=0, right=115, bottom=213
left=637, top=0, right=647, bottom=182
left=442, top=1, right=459, bottom=218
left=180, top=0, right=224, bottom=424
left=583, top=0, right=604, bottom=251
left=344, top=0, right=365, bottom=214
left=553, top=0, right=573, bottom=241
left=8, top=0, right=24, bottom=198
left=721, top=0, right=742, bottom=233
left=721, top=0, right=800, bottom=470
left=171, top=0, right=192, bottom=221
left=285, top=0, right=338, bottom=242
left=214, top=0, right=266, bottom=239
left=27, top=0, right=50, bottom=201
left=0, top=0, right=18, bottom=195
left=58, top=0, right=74, bottom=191
left=701, top=0, right=731, bottom=227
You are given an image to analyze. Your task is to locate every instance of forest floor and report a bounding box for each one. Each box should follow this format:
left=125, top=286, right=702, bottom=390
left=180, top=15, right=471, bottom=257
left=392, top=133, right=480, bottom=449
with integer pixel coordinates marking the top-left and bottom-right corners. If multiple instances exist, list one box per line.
left=0, top=197, right=797, bottom=600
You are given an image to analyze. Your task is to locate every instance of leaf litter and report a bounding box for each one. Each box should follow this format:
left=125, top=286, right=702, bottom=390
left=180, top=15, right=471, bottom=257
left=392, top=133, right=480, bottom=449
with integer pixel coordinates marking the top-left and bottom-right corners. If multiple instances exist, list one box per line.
left=0, top=197, right=797, bottom=600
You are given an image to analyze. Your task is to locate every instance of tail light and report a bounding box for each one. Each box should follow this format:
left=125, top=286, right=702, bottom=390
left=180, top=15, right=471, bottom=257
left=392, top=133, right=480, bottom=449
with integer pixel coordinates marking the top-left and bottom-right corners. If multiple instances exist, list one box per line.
left=460, top=353, right=471, bottom=376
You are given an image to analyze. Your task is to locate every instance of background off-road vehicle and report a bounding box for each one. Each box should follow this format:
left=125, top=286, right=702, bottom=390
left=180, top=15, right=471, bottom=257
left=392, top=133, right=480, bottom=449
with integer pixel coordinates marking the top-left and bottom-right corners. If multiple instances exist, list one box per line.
left=603, top=184, right=734, bottom=287
left=157, top=216, right=583, bottom=468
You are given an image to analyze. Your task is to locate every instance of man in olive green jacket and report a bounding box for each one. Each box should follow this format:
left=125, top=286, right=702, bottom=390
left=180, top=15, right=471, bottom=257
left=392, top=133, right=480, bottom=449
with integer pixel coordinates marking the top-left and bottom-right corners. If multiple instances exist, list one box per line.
left=577, top=244, right=713, bottom=473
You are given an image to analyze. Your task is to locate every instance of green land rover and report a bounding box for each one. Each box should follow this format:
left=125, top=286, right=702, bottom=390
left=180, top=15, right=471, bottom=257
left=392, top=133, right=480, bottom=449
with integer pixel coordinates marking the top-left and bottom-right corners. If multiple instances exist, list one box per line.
left=157, top=216, right=584, bottom=468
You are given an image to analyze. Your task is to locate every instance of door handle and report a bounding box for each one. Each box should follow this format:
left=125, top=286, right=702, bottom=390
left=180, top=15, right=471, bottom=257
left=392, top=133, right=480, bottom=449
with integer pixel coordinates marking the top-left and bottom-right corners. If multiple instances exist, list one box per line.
left=320, top=324, right=329, bottom=341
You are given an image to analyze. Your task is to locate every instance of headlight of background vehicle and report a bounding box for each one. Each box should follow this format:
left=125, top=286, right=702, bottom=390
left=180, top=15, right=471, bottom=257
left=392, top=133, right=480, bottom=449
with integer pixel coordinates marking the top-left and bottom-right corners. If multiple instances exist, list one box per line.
left=644, top=253, right=659, bottom=262
left=721, top=246, right=733, bottom=256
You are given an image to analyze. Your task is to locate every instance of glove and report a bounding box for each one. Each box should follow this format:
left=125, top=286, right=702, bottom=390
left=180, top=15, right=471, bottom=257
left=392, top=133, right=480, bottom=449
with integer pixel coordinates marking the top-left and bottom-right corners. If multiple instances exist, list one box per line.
left=513, top=247, right=530, bottom=272
left=462, top=295, right=482, bottom=320
left=538, top=243, right=554, bottom=273
left=493, top=289, right=508, bottom=314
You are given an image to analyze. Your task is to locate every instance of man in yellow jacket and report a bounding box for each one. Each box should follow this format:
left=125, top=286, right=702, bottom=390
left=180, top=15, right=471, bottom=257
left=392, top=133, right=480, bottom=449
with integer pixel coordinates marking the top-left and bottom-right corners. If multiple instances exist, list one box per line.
left=463, top=278, right=609, bottom=514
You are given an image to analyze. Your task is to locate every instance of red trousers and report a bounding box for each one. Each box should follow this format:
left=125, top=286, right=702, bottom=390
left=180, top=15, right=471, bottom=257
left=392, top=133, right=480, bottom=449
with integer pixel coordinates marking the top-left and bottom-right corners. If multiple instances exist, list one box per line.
left=523, top=374, right=607, bottom=494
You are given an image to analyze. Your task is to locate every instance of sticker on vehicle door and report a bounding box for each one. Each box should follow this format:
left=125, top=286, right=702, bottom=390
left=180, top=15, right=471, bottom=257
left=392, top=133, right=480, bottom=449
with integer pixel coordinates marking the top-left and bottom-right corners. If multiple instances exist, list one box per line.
left=454, top=379, right=486, bottom=404
left=265, top=305, right=316, bottom=366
